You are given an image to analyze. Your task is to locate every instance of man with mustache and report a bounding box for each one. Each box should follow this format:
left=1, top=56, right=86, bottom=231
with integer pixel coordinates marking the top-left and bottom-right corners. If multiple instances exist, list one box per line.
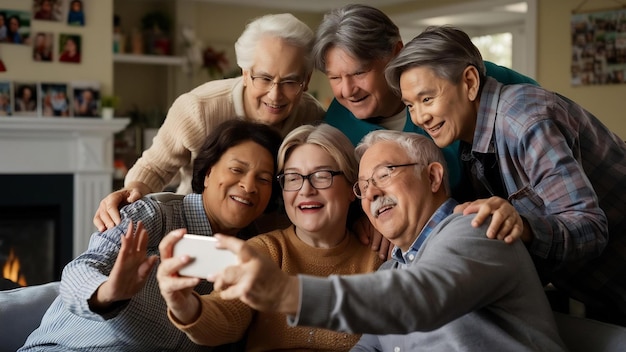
left=210, top=130, right=567, bottom=350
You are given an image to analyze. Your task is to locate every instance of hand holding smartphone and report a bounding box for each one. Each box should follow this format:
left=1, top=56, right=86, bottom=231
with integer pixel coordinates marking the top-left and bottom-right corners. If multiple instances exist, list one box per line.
left=172, top=234, right=238, bottom=278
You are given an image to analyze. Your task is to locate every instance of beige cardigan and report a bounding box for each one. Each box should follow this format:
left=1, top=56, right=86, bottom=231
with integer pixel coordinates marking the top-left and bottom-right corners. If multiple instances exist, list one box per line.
left=125, top=77, right=325, bottom=194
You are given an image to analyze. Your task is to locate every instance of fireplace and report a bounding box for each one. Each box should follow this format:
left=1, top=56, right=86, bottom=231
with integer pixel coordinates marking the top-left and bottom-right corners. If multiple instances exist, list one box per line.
left=0, top=175, right=73, bottom=285
left=0, top=117, right=129, bottom=286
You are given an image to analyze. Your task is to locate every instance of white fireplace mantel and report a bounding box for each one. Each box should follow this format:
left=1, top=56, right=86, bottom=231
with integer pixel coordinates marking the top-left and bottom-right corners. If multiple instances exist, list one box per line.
left=0, top=117, right=130, bottom=257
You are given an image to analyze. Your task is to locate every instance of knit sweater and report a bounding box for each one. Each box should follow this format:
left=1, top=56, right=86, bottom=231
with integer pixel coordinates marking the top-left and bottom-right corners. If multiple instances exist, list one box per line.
left=170, top=225, right=384, bottom=351
left=125, top=77, right=325, bottom=194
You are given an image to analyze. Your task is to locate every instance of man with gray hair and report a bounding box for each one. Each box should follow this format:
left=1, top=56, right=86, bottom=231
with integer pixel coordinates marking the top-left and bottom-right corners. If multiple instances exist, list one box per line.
left=385, top=25, right=626, bottom=325
left=315, top=4, right=537, bottom=201
left=211, top=130, right=567, bottom=351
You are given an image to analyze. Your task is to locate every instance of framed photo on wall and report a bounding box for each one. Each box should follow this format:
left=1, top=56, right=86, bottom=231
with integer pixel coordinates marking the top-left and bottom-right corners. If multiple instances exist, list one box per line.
left=0, top=81, right=12, bottom=116
left=0, top=10, right=32, bottom=45
left=59, top=33, right=81, bottom=63
left=13, top=82, right=39, bottom=116
left=40, top=82, right=69, bottom=117
left=33, top=32, right=54, bottom=62
left=66, top=0, right=85, bottom=27
left=571, top=8, right=626, bottom=85
left=71, top=81, right=99, bottom=117
left=33, top=0, right=64, bottom=22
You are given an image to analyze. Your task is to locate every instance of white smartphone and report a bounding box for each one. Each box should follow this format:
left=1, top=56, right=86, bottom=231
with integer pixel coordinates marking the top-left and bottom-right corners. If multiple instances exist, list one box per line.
left=172, top=234, right=238, bottom=279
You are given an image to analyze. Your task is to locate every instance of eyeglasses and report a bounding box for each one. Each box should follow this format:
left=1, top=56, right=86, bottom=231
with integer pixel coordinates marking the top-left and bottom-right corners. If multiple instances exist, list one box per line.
left=277, top=170, right=343, bottom=191
left=250, top=74, right=304, bottom=95
left=353, top=163, right=422, bottom=199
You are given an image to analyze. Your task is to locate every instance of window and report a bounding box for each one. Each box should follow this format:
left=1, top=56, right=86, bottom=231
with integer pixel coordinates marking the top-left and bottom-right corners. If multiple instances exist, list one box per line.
left=472, top=32, right=513, bottom=68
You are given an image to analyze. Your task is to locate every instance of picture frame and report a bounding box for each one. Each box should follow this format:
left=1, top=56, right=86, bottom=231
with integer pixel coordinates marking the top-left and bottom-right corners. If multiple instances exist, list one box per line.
left=33, top=0, right=64, bottom=22
left=0, top=81, right=12, bottom=116
left=12, top=82, right=39, bottom=116
left=71, top=81, right=100, bottom=117
left=33, top=32, right=54, bottom=62
left=59, top=34, right=81, bottom=64
left=571, top=8, right=626, bottom=86
left=66, top=0, right=85, bottom=27
left=40, top=82, right=69, bottom=117
left=0, top=9, right=32, bottom=45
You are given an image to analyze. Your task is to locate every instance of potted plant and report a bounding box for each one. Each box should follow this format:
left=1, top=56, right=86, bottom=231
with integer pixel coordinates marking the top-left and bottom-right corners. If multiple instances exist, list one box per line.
left=100, top=95, right=119, bottom=120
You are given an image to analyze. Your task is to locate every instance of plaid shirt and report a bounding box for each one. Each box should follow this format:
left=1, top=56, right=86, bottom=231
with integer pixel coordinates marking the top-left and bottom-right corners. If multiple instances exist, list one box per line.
left=20, top=193, right=216, bottom=351
left=470, top=77, right=626, bottom=316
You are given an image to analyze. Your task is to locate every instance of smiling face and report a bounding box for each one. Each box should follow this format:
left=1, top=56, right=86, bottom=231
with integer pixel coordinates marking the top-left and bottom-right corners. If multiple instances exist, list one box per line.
left=282, top=144, right=354, bottom=247
left=242, top=36, right=309, bottom=126
left=64, top=38, right=77, bottom=54
left=9, top=17, right=19, bottom=32
left=324, top=46, right=403, bottom=120
left=358, top=141, right=439, bottom=251
left=202, top=140, right=275, bottom=234
left=399, top=65, right=480, bottom=146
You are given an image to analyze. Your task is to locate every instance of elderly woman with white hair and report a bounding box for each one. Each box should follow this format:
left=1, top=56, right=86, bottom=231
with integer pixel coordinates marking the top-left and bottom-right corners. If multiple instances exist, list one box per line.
left=94, top=13, right=325, bottom=231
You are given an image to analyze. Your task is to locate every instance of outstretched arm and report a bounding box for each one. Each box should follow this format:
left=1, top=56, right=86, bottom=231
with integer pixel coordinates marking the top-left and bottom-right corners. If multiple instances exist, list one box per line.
left=211, top=234, right=299, bottom=315
left=93, top=181, right=151, bottom=231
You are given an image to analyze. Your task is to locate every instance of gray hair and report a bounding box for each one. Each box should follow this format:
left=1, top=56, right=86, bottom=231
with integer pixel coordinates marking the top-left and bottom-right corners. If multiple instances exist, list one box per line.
left=355, top=130, right=450, bottom=196
left=385, top=25, right=486, bottom=96
left=235, top=13, right=315, bottom=75
left=278, top=123, right=358, bottom=185
left=312, top=4, right=401, bottom=73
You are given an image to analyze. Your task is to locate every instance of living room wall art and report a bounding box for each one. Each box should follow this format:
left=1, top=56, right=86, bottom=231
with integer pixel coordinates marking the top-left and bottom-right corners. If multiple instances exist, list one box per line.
left=0, top=9, right=32, bottom=45
left=571, top=6, right=626, bottom=85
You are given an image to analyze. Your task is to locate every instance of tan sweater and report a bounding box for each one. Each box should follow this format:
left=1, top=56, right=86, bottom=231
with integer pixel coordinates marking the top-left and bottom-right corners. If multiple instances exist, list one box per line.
left=125, top=77, right=325, bottom=194
left=171, top=225, right=384, bottom=351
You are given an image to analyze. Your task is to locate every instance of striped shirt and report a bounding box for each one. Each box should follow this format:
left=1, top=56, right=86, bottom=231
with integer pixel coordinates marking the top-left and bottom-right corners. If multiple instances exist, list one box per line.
left=19, top=193, right=217, bottom=351
left=470, top=77, right=626, bottom=316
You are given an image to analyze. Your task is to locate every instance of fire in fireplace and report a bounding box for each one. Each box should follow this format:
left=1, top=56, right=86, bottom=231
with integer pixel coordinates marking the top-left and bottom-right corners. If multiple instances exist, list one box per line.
left=0, top=205, right=58, bottom=286
left=0, top=174, right=73, bottom=287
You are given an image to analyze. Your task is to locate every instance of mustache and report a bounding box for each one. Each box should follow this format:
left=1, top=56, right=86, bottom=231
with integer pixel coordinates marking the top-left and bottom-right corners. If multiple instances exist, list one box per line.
left=370, top=195, right=397, bottom=218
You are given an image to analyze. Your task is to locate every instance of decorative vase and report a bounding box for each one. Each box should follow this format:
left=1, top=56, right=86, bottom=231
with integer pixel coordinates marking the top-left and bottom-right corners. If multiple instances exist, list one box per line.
left=101, top=107, right=114, bottom=120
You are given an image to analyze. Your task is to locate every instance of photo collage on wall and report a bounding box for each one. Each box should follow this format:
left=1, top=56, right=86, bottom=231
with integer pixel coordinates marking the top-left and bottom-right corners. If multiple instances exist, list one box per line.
left=571, top=7, right=626, bottom=85
left=0, top=0, right=86, bottom=67
left=0, top=1, right=96, bottom=118
left=0, top=80, right=99, bottom=118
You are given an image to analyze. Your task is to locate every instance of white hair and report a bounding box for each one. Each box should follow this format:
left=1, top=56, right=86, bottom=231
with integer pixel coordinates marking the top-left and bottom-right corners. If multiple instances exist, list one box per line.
left=235, top=13, right=315, bottom=75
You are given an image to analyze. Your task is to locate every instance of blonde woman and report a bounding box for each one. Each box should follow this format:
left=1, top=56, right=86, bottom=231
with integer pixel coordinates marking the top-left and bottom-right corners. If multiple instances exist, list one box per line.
left=157, top=124, right=383, bottom=351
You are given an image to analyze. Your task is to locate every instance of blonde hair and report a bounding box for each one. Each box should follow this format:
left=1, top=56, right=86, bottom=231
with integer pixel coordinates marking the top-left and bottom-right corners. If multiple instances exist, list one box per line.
left=278, top=123, right=357, bottom=185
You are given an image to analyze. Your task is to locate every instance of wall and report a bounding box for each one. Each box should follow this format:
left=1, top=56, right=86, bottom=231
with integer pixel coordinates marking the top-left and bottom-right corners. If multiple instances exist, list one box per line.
left=537, top=0, right=626, bottom=139
left=0, top=0, right=114, bottom=96
left=3, top=0, right=623, bottom=139
left=173, top=2, right=330, bottom=106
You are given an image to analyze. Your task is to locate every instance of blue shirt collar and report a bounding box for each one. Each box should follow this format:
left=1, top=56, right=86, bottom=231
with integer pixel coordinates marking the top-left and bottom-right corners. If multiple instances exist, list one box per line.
left=392, top=198, right=458, bottom=265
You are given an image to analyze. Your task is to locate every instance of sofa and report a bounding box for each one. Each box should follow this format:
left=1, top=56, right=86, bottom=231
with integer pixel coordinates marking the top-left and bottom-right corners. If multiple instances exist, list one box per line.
left=0, top=281, right=59, bottom=352
left=1, top=281, right=626, bottom=352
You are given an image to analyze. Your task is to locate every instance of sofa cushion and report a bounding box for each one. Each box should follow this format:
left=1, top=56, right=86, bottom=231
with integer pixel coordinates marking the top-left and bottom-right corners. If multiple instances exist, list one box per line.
left=554, top=311, right=626, bottom=352
left=0, top=281, right=60, bottom=352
